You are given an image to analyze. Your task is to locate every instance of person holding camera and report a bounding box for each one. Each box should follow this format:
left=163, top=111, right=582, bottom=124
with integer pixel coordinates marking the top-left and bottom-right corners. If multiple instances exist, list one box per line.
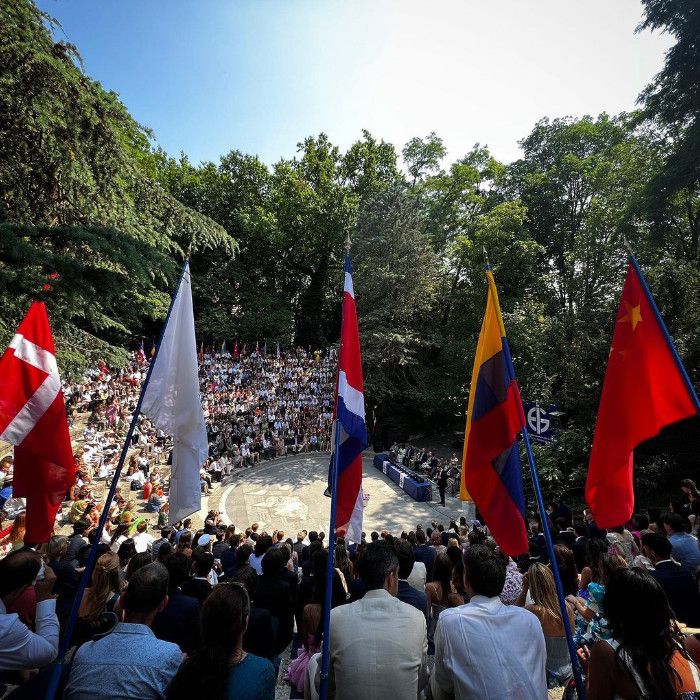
left=204, top=510, right=221, bottom=535
left=0, top=549, right=59, bottom=671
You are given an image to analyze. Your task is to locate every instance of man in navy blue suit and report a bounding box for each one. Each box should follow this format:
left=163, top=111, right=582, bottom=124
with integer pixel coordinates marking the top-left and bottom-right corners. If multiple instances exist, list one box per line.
left=395, top=539, right=428, bottom=623
left=413, top=529, right=437, bottom=582
left=642, top=532, right=700, bottom=627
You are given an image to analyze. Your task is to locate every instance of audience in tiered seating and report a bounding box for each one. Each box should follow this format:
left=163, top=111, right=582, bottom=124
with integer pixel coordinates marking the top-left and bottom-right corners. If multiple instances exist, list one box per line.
left=0, top=346, right=335, bottom=556
left=202, top=348, right=335, bottom=464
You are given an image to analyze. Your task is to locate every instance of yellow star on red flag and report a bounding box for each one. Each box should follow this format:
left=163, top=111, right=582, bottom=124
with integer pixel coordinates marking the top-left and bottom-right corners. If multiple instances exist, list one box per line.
left=619, top=301, right=642, bottom=331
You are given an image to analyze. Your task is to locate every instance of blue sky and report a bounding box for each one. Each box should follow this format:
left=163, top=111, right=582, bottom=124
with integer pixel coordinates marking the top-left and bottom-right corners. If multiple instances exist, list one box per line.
left=37, top=0, right=673, bottom=167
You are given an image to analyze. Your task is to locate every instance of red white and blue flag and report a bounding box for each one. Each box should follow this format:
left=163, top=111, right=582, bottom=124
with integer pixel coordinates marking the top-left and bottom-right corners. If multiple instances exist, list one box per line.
left=331, top=255, right=367, bottom=542
left=137, top=340, right=146, bottom=365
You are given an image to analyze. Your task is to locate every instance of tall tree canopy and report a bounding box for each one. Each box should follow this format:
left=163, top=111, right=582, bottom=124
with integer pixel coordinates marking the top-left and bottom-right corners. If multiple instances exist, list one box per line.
left=1, top=0, right=698, bottom=501
left=635, top=0, right=700, bottom=261
left=0, top=0, right=233, bottom=372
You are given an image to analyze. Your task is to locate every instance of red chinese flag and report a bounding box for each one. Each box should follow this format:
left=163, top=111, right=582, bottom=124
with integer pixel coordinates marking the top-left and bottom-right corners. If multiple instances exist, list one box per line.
left=586, top=263, right=697, bottom=527
left=0, top=303, right=75, bottom=543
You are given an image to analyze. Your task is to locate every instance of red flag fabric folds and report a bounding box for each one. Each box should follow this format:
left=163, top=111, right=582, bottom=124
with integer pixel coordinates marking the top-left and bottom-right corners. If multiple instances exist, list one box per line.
left=0, top=302, right=75, bottom=542
left=586, top=262, right=697, bottom=527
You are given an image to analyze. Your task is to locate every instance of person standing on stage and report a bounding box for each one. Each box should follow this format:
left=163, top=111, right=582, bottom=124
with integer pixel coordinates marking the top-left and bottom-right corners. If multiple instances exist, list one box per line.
left=438, top=466, right=448, bottom=507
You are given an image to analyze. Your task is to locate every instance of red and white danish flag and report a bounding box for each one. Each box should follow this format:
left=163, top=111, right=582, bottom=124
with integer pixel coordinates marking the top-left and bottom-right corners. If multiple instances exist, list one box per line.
left=0, top=303, right=75, bottom=543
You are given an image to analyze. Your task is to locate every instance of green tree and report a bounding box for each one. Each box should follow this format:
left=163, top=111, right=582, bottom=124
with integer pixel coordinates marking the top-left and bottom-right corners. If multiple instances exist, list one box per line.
left=505, top=113, right=699, bottom=494
left=402, top=132, right=446, bottom=186
left=272, top=134, right=359, bottom=347
left=352, top=184, right=443, bottom=429
left=637, top=0, right=700, bottom=217
left=0, top=224, right=172, bottom=375
left=151, top=150, right=291, bottom=345
left=341, top=129, right=401, bottom=199
left=0, top=0, right=233, bottom=372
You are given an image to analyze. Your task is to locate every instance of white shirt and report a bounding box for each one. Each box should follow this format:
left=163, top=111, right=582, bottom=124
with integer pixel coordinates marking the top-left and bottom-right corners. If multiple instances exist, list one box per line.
left=431, top=595, right=546, bottom=700
left=328, top=588, right=427, bottom=700
left=407, top=561, right=427, bottom=592
left=0, top=598, right=59, bottom=671
left=128, top=470, right=146, bottom=487
left=133, top=531, right=155, bottom=553
left=110, top=535, right=127, bottom=553
left=249, top=553, right=265, bottom=575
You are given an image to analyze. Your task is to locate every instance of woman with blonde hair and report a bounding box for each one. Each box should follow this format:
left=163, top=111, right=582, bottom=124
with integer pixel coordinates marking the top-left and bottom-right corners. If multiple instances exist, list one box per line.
left=518, top=562, right=575, bottom=687
left=76, top=551, right=121, bottom=642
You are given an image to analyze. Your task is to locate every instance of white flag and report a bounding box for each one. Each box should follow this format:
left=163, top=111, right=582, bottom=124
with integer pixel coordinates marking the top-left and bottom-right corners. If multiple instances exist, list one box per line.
left=142, top=263, right=208, bottom=524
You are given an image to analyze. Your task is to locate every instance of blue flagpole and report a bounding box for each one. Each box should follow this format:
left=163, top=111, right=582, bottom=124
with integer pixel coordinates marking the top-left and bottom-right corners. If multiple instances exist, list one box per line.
left=46, top=259, right=190, bottom=700
left=522, top=428, right=586, bottom=700
left=480, top=253, right=584, bottom=696
left=628, top=254, right=700, bottom=413
left=319, top=418, right=341, bottom=700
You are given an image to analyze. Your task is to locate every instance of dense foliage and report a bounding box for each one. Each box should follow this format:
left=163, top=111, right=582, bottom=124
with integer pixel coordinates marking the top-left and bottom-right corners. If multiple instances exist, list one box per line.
left=0, top=0, right=234, bottom=373
left=1, top=0, right=698, bottom=502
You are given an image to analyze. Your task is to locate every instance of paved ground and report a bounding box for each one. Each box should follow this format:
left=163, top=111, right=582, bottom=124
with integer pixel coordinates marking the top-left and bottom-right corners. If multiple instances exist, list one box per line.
left=212, top=452, right=472, bottom=538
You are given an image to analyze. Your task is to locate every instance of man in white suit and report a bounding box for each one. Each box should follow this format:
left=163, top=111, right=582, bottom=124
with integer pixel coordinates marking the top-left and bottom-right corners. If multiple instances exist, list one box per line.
left=327, top=540, right=428, bottom=699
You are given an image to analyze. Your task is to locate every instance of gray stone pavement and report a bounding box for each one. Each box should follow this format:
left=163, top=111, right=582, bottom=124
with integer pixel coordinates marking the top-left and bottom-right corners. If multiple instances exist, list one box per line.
left=212, top=452, right=470, bottom=536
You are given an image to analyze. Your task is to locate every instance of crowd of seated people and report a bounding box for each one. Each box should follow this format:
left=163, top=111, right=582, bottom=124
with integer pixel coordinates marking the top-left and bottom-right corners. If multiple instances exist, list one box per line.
left=0, top=346, right=336, bottom=559
left=1, top=480, right=699, bottom=699
left=387, top=443, right=461, bottom=505
left=202, top=347, right=335, bottom=467
left=388, top=443, right=461, bottom=480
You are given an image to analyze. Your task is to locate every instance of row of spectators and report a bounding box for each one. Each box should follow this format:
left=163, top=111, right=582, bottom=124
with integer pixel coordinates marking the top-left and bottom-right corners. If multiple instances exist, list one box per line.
left=388, top=443, right=461, bottom=481
left=202, top=348, right=335, bottom=465
left=1, top=494, right=699, bottom=699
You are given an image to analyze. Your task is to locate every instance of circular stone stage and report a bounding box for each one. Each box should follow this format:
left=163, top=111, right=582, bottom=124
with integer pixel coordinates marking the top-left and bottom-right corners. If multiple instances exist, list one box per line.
left=215, top=453, right=465, bottom=536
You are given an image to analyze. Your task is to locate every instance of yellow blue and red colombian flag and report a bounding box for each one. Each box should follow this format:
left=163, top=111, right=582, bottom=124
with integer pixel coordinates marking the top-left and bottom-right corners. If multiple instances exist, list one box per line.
left=460, top=269, right=529, bottom=556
